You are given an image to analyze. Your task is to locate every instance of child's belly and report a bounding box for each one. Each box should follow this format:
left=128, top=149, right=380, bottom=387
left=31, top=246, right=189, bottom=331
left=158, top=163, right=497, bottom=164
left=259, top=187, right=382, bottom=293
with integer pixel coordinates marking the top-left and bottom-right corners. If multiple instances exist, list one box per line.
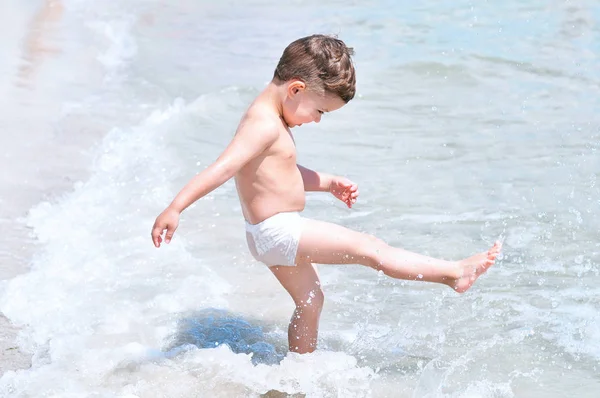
left=235, top=174, right=306, bottom=224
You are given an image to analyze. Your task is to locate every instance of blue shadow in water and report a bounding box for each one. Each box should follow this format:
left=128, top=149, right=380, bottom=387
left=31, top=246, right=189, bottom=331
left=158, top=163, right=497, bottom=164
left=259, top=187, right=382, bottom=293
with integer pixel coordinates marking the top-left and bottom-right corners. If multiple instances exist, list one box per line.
left=167, top=308, right=286, bottom=366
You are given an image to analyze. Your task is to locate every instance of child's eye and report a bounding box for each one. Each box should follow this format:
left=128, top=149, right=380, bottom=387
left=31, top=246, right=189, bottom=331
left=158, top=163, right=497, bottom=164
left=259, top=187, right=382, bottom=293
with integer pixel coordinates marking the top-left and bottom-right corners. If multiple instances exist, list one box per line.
left=318, top=110, right=324, bottom=115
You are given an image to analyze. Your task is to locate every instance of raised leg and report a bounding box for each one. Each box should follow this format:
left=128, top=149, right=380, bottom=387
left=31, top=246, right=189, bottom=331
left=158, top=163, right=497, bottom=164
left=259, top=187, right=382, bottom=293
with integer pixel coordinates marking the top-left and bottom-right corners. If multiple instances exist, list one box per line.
left=295, top=219, right=501, bottom=293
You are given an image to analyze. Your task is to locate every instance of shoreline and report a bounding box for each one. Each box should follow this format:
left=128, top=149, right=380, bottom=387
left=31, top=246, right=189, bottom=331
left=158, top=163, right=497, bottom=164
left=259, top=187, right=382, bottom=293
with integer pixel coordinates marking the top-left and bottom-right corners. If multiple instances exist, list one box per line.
left=0, top=0, right=101, bottom=376
left=0, top=0, right=43, bottom=377
left=0, top=316, right=31, bottom=374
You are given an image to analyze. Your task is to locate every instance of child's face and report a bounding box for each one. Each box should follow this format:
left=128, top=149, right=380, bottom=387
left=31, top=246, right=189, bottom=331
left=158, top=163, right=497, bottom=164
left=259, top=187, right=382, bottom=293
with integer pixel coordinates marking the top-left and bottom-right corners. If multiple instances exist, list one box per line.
left=282, top=81, right=346, bottom=128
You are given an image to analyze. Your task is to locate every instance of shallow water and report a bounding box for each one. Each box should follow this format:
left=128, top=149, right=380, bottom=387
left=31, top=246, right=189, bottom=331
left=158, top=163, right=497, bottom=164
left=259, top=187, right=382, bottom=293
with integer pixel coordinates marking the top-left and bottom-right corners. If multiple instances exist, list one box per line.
left=1, top=0, right=599, bottom=396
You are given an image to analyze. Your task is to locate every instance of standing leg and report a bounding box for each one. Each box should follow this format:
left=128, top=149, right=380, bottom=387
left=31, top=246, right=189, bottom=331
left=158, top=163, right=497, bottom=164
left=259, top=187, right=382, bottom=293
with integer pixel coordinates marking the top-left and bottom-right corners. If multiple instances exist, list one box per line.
left=296, top=219, right=501, bottom=293
left=269, top=260, right=324, bottom=354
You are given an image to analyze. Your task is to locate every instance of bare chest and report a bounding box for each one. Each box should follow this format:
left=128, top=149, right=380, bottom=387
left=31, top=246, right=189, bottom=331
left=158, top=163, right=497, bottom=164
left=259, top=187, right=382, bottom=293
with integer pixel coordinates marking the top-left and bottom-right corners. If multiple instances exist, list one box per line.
left=266, top=127, right=297, bottom=164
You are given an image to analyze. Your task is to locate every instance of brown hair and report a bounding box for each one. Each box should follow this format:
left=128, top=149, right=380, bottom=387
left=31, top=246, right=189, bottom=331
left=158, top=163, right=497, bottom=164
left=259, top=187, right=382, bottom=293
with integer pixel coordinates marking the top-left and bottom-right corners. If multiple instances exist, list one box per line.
left=273, top=34, right=356, bottom=103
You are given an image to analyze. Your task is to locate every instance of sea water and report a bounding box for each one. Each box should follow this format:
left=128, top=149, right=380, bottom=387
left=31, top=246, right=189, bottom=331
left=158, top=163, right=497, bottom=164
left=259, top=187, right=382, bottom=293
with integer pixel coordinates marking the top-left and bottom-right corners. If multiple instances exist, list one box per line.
left=1, top=0, right=599, bottom=396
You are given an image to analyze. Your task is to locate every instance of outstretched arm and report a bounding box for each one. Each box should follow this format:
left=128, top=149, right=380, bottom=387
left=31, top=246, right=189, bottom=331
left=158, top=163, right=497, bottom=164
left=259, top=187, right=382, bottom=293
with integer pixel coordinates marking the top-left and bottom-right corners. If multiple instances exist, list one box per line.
left=169, top=121, right=277, bottom=212
left=151, top=118, right=278, bottom=247
left=297, top=164, right=359, bottom=208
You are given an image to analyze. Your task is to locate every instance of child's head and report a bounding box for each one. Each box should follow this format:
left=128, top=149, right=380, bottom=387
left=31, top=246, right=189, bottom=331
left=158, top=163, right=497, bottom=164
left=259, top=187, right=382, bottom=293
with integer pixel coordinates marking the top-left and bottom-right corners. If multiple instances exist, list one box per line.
left=273, top=34, right=356, bottom=127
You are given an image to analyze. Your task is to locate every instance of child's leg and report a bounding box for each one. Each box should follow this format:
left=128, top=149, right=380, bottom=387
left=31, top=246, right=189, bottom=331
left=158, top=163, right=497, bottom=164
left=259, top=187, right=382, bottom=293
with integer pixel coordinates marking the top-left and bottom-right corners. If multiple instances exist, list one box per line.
left=269, top=260, right=324, bottom=354
left=296, top=219, right=501, bottom=293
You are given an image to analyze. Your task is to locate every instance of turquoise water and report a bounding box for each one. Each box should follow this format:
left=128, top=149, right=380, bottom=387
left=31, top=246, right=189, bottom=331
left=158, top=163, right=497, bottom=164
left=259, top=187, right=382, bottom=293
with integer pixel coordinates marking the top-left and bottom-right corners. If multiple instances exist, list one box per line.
left=1, top=0, right=599, bottom=396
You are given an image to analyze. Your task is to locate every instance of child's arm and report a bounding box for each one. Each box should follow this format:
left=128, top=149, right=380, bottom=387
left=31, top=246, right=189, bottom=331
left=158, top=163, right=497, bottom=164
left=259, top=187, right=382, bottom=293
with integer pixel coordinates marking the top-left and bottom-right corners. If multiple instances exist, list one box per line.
left=151, top=119, right=279, bottom=247
left=297, top=164, right=359, bottom=208
left=297, top=164, right=334, bottom=192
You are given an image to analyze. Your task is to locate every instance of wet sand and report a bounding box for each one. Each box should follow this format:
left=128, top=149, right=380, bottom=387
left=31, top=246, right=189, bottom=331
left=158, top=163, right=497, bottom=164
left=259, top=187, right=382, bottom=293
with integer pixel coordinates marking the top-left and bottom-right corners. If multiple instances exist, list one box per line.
left=0, top=0, right=86, bottom=375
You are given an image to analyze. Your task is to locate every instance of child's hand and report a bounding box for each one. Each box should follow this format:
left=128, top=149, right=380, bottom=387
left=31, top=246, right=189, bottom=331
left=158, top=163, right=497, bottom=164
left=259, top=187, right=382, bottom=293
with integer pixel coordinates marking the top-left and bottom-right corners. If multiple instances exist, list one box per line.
left=329, top=177, right=359, bottom=208
left=151, top=207, right=180, bottom=247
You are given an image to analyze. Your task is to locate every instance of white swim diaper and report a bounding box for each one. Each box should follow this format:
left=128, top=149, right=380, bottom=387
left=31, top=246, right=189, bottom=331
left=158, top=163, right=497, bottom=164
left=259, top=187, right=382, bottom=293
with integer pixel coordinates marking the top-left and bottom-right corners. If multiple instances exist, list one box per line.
left=245, top=212, right=305, bottom=267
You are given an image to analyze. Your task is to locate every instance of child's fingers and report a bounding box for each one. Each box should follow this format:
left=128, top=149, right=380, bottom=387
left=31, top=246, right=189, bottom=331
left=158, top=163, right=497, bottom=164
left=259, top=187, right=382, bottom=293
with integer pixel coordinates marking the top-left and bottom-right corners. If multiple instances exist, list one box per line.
left=345, top=195, right=356, bottom=208
left=151, top=225, right=164, bottom=248
left=165, top=225, right=177, bottom=244
left=343, top=183, right=357, bottom=192
left=345, top=188, right=359, bottom=201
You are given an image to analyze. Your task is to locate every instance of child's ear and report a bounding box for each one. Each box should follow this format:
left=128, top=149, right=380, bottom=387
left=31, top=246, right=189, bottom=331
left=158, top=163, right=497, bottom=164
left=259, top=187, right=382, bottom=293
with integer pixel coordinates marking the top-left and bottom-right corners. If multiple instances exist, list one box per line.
left=288, top=80, right=306, bottom=97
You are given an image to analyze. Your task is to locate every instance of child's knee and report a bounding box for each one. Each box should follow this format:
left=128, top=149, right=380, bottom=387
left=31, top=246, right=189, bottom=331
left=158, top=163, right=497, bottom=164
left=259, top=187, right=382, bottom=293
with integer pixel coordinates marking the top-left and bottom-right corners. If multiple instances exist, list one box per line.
left=295, top=287, right=324, bottom=314
left=358, top=235, right=387, bottom=269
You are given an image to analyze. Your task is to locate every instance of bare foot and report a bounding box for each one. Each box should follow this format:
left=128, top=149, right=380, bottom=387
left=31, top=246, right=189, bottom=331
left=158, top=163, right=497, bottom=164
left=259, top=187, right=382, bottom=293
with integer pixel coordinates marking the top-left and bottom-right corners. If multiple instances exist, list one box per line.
left=450, top=241, right=502, bottom=293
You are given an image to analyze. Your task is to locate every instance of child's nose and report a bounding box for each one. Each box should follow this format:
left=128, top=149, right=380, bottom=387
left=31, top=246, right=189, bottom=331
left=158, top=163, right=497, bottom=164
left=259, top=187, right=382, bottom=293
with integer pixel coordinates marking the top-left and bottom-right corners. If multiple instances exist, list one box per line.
left=315, top=114, right=321, bottom=123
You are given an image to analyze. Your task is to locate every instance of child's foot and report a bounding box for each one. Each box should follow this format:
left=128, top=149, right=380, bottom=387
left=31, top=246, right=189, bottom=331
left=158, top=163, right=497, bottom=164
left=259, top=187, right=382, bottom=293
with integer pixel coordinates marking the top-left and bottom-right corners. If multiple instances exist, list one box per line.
left=451, top=241, right=502, bottom=293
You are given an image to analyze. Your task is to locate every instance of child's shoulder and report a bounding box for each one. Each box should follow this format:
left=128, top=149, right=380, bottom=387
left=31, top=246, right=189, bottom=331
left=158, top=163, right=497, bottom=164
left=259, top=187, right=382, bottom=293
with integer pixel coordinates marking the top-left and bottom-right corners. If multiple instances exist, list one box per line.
left=239, top=101, right=284, bottom=134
